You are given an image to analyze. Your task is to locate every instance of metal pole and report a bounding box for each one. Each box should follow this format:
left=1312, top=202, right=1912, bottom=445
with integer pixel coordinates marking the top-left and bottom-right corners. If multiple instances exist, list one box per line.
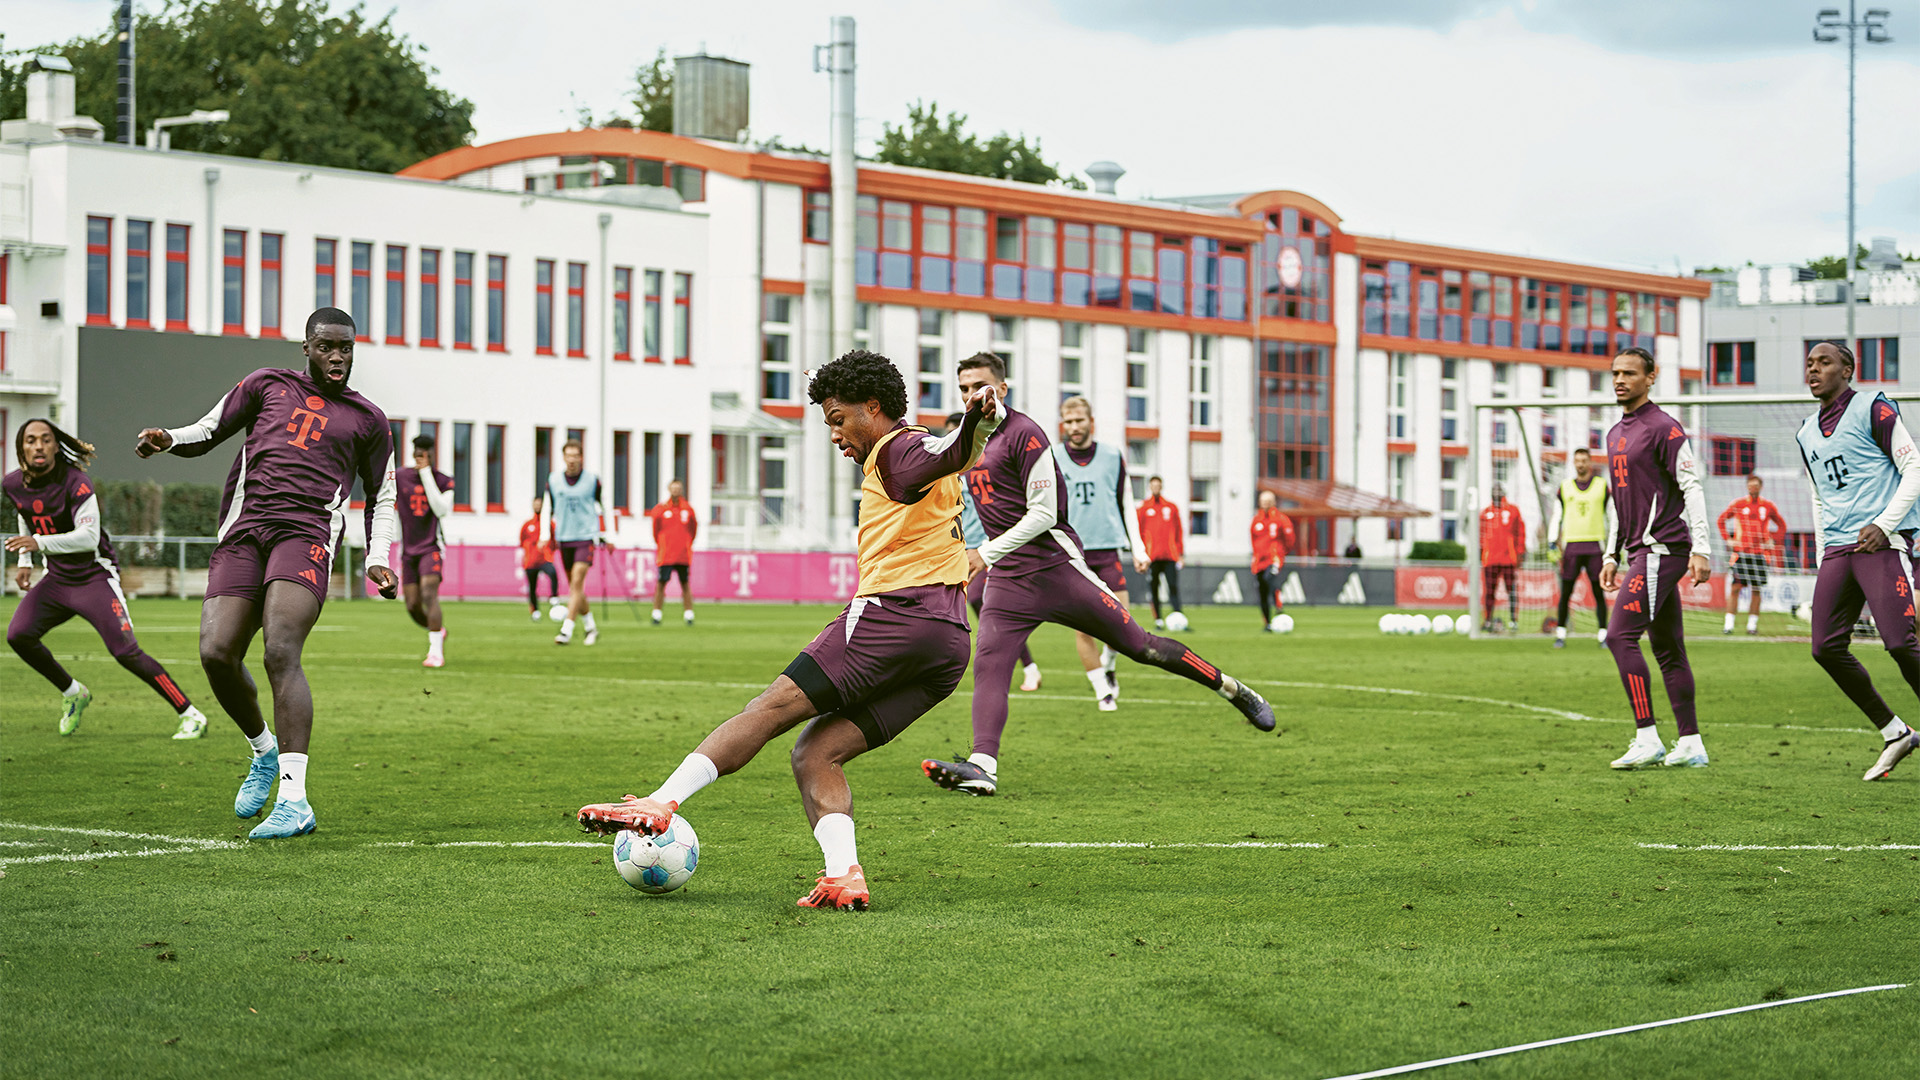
left=1846, top=0, right=1857, bottom=349
left=204, top=168, right=219, bottom=334
left=597, top=211, right=611, bottom=537
left=828, top=15, right=856, bottom=546
left=116, top=0, right=135, bottom=145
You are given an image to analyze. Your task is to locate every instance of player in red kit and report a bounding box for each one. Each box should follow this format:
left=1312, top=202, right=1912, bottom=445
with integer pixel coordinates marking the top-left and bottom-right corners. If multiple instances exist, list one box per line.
left=1136, top=476, right=1185, bottom=628
left=647, top=478, right=699, bottom=626
left=1251, top=490, right=1295, bottom=630
left=1478, top=483, right=1526, bottom=633
left=1717, top=474, right=1786, bottom=636
left=519, top=496, right=560, bottom=621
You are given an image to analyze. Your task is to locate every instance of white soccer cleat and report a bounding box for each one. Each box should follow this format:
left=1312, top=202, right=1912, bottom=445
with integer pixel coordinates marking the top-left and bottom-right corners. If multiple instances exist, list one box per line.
left=171, top=706, right=208, bottom=740
left=584, top=626, right=598, bottom=646
left=1662, top=734, right=1709, bottom=768
left=1096, top=691, right=1118, bottom=712
left=1864, top=730, right=1919, bottom=781
left=1020, top=663, right=1042, bottom=692
left=554, top=626, right=573, bottom=646
left=1610, top=733, right=1667, bottom=770
left=1596, top=628, right=1608, bottom=647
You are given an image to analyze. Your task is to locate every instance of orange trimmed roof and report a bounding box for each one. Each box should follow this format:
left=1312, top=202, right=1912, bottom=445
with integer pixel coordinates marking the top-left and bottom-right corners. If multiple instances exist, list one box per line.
left=400, top=128, right=829, bottom=187
left=1234, top=190, right=1343, bottom=229
left=1352, top=235, right=1711, bottom=298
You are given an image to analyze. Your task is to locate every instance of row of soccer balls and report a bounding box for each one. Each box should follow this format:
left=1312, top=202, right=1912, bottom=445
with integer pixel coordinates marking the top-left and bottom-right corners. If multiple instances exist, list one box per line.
left=1377, top=613, right=1468, bottom=635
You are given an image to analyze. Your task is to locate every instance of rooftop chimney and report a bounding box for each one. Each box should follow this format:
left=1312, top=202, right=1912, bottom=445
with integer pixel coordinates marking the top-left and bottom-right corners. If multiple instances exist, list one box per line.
left=672, top=53, right=750, bottom=143
left=1086, top=161, right=1125, bottom=195
left=19, top=55, right=105, bottom=141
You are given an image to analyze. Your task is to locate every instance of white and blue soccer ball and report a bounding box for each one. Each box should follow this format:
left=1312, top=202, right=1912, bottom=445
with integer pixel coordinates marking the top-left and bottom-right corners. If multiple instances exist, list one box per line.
left=1165, top=611, right=1190, bottom=633
left=1270, top=613, right=1294, bottom=634
left=1432, top=614, right=1454, bottom=635
left=1411, top=614, right=1433, bottom=635
left=613, top=814, right=700, bottom=894
left=549, top=602, right=569, bottom=623
left=1377, top=613, right=1398, bottom=634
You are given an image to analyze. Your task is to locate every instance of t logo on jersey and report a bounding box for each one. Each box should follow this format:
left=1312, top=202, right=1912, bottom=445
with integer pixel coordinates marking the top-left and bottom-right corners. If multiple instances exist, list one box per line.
left=410, top=493, right=429, bottom=516
left=1823, top=456, right=1849, bottom=490
left=286, top=407, right=331, bottom=450
left=309, top=544, right=327, bottom=564
left=1611, top=455, right=1629, bottom=488
left=1073, top=480, right=1096, bottom=506
left=967, top=469, right=995, bottom=505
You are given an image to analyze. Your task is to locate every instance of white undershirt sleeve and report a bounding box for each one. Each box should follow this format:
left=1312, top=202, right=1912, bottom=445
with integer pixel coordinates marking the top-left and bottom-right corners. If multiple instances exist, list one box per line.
left=1546, top=489, right=1565, bottom=547
left=32, top=494, right=102, bottom=555
left=978, top=453, right=1058, bottom=566
left=164, top=391, right=232, bottom=451
left=1808, top=485, right=1826, bottom=567
left=15, top=513, right=33, bottom=567
left=417, top=470, right=455, bottom=519
left=1674, top=437, right=1713, bottom=559
left=1603, top=495, right=1621, bottom=565
left=1870, top=416, right=1920, bottom=538
left=365, top=461, right=400, bottom=571
left=539, top=491, right=554, bottom=543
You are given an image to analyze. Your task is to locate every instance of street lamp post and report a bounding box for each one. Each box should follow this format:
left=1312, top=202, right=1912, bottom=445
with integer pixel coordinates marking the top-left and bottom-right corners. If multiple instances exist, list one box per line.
left=145, top=109, right=229, bottom=151
left=1812, top=4, right=1892, bottom=348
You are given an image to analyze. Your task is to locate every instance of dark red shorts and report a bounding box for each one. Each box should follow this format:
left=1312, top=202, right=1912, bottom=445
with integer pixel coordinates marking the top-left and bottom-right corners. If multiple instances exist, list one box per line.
left=8, top=570, right=143, bottom=658
left=206, top=527, right=332, bottom=606
left=401, top=548, right=444, bottom=587
left=1559, top=541, right=1604, bottom=582
left=1083, top=548, right=1127, bottom=593
left=558, top=541, right=596, bottom=573
left=784, top=592, right=971, bottom=749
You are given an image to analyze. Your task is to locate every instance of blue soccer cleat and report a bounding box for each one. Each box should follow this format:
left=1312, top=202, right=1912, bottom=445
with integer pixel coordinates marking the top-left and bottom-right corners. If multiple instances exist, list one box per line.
left=249, top=797, right=316, bottom=840
left=235, top=747, right=279, bottom=819
left=1230, top=680, right=1277, bottom=733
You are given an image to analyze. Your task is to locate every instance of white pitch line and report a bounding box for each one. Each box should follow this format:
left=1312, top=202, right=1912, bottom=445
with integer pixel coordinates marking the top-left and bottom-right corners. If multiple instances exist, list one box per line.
left=1317, top=983, right=1909, bottom=1080
left=0, top=821, right=242, bottom=866
left=1639, top=842, right=1920, bottom=852
left=1009, top=841, right=1325, bottom=849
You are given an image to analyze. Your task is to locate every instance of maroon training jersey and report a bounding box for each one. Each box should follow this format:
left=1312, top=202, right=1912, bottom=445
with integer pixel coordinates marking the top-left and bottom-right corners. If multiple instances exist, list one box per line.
left=395, top=466, right=453, bottom=557
left=966, top=405, right=1085, bottom=576
left=5, top=464, right=116, bottom=584
left=163, top=367, right=398, bottom=561
left=1605, top=400, right=1708, bottom=558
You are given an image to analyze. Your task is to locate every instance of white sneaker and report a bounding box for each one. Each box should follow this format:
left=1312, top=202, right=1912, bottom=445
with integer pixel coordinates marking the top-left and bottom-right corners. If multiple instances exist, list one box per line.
left=1019, top=663, right=1042, bottom=692
left=584, top=626, right=599, bottom=646
left=1864, top=730, right=1919, bottom=781
left=1662, top=734, right=1709, bottom=768
left=171, top=706, right=208, bottom=740
left=1611, top=733, right=1667, bottom=770
left=554, top=626, right=573, bottom=646
left=1595, top=629, right=1608, bottom=646
left=1097, top=691, right=1118, bottom=712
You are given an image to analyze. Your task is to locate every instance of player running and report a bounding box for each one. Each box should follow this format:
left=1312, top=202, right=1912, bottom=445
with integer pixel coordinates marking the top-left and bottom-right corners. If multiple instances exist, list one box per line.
left=578, top=350, right=1000, bottom=910
left=1251, top=490, right=1295, bottom=631
left=947, top=411, right=1041, bottom=693
left=135, top=307, right=399, bottom=838
left=647, top=478, right=698, bottom=626
left=1052, top=395, right=1147, bottom=710
left=1717, top=474, right=1786, bottom=636
left=1598, top=347, right=1712, bottom=770
left=1547, top=447, right=1613, bottom=649
left=395, top=434, right=452, bottom=667
left=7, top=419, right=208, bottom=739
left=1478, top=483, right=1525, bottom=633
left=923, top=353, right=1275, bottom=797
left=542, top=439, right=610, bottom=646
left=519, top=496, right=560, bottom=621
left=1796, top=341, right=1920, bottom=781
left=1137, top=476, right=1185, bottom=628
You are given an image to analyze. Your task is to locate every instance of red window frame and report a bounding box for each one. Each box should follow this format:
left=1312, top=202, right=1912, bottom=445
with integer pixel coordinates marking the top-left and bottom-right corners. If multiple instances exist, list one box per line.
left=486, top=255, right=507, bottom=353
left=125, top=220, right=152, bottom=329
left=259, top=232, right=282, bottom=337
left=164, top=223, right=191, bottom=332
left=803, top=190, right=831, bottom=244
left=418, top=247, right=440, bottom=348
left=350, top=242, right=372, bottom=342
left=643, top=270, right=663, bottom=363
left=86, top=216, right=112, bottom=325
left=485, top=423, right=506, bottom=513
left=315, top=238, right=337, bottom=311
left=0, top=254, right=8, bottom=372
left=534, top=258, right=555, bottom=355
left=613, top=266, right=633, bottom=361
left=566, top=261, right=587, bottom=358
left=221, top=229, right=247, bottom=335
left=384, top=244, right=407, bottom=346
left=1709, top=341, right=1755, bottom=386
left=673, top=272, right=692, bottom=365
left=453, top=252, right=474, bottom=351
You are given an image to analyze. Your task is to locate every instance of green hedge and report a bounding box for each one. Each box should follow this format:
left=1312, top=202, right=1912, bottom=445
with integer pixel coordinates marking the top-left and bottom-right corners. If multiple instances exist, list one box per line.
left=1409, top=540, right=1467, bottom=563
left=91, top=481, right=223, bottom=568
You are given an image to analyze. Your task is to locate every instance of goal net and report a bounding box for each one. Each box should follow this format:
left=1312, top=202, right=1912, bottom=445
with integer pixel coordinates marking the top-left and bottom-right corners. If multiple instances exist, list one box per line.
left=1462, top=391, right=1920, bottom=642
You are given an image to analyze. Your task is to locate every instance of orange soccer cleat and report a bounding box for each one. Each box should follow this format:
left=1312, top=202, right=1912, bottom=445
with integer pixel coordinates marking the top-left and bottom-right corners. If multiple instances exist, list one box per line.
left=577, top=794, right=676, bottom=836
left=797, top=864, right=870, bottom=911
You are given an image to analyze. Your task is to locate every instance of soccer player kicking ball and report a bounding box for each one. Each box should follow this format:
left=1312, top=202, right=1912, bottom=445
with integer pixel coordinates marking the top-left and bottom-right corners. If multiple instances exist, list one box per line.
left=946, top=411, right=1041, bottom=693
left=1052, top=395, right=1147, bottom=710
left=578, top=351, right=999, bottom=910
left=1796, top=341, right=1920, bottom=781
left=1547, top=447, right=1613, bottom=649
left=923, top=353, right=1274, bottom=797
left=136, top=307, right=400, bottom=839
left=1598, top=347, right=1712, bottom=770
left=7, top=419, right=208, bottom=739
left=542, top=439, right=610, bottom=646
left=395, top=434, right=453, bottom=667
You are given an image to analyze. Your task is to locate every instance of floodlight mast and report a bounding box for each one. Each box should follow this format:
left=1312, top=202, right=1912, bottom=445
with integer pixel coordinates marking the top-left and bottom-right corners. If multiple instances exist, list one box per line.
left=1811, top=2, right=1892, bottom=349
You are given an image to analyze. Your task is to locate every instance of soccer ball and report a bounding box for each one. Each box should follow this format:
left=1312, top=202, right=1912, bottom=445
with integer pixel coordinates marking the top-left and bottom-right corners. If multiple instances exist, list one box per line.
left=549, top=602, right=568, bottom=622
left=612, top=815, right=700, bottom=894
left=1165, top=611, right=1190, bottom=633
left=1377, top=613, right=1397, bottom=634
left=1394, top=614, right=1415, bottom=635
left=1411, top=614, right=1432, bottom=635
left=1270, top=614, right=1293, bottom=633
left=1432, top=614, right=1454, bottom=635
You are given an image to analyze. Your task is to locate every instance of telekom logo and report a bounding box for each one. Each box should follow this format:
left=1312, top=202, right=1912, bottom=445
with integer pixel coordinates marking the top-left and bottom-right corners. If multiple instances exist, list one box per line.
left=827, top=555, right=858, bottom=598
left=286, top=407, right=330, bottom=449
left=729, top=553, right=760, bottom=597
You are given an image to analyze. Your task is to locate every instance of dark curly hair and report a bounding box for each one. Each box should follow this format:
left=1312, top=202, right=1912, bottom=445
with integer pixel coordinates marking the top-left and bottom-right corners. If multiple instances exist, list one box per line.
left=807, top=349, right=908, bottom=420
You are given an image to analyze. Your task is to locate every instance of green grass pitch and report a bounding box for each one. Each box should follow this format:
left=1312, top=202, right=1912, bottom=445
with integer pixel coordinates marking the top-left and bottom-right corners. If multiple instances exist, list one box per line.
left=2, top=596, right=1914, bottom=1079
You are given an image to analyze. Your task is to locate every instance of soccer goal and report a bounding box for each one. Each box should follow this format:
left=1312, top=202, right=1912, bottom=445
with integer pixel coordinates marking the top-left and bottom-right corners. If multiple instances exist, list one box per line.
left=1461, top=391, right=1920, bottom=642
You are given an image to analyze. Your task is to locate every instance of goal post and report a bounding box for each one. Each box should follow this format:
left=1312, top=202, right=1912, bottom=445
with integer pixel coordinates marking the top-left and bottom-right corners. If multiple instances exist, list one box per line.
left=1462, top=391, right=1920, bottom=642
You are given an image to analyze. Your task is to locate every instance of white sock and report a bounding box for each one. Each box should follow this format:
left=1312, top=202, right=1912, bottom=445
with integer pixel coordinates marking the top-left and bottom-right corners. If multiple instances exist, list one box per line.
left=560, top=618, right=575, bottom=636
left=1724, top=613, right=1735, bottom=630
left=62, top=679, right=84, bottom=697
left=1099, top=646, right=1116, bottom=673
left=813, top=813, right=858, bottom=877
left=967, top=752, right=998, bottom=777
left=1216, top=674, right=1241, bottom=700
left=649, top=752, right=719, bottom=807
left=584, top=613, right=597, bottom=632
left=1880, top=716, right=1912, bottom=742
left=278, top=751, right=309, bottom=802
left=651, top=608, right=663, bottom=619
left=179, top=705, right=198, bottom=719
left=1087, top=669, right=1110, bottom=696
left=1555, top=625, right=1567, bottom=640
left=1747, top=614, right=1759, bottom=632
left=428, top=629, right=445, bottom=656
left=248, top=729, right=277, bottom=756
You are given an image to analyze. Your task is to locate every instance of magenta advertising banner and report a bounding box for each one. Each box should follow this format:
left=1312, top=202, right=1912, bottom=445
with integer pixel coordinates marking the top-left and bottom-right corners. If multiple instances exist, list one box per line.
left=367, top=546, right=864, bottom=603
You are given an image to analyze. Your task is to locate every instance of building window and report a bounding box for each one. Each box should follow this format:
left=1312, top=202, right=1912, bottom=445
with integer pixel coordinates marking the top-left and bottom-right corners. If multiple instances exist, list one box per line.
left=1126, top=439, right=1156, bottom=501
left=1262, top=208, right=1333, bottom=322
left=1440, top=457, right=1460, bottom=540
left=613, top=267, right=632, bottom=361
left=643, top=270, right=663, bottom=362
left=613, top=430, right=632, bottom=512
left=222, top=229, right=246, bottom=334
left=260, top=232, right=282, bottom=337
left=1709, top=341, right=1755, bottom=385
left=485, top=424, right=506, bottom=512
left=126, top=219, right=151, bottom=328
left=453, top=251, right=474, bottom=350
left=1189, top=479, right=1212, bottom=537
left=418, top=248, right=439, bottom=347
left=533, top=426, right=553, bottom=497
left=805, top=190, right=831, bottom=243
left=1858, top=337, right=1900, bottom=383
left=486, top=255, right=507, bottom=352
left=1059, top=321, right=1086, bottom=400
left=451, top=422, right=472, bottom=511
left=762, top=293, right=793, bottom=401
left=1259, top=340, right=1331, bottom=481
left=1126, top=333, right=1150, bottom=424
left=86, top=216, right=112, bottom=325
left=673, top=272, right=692, bottom=364
left=384, top=244, right=406, bottom=345
left=534, top=259, right=555, bottom=354
left=1388, top=353, right=1411, bottom=439
left=1189, top=335, right=1215, bottom=428
left=1711, top=437, right=1757, bottom=477
left=643, top=431, right=661, bottom=509
left=314, top=237, right=336, bottom=310
left=417, top=420, right=440, bottom=467
left=1439, top=361, right=1460, bottom=443
left=566, top=261, right=587, bottom=357
left=165, top=223, right=190, bottom=331
left=349, top=241, right=372, bottom=341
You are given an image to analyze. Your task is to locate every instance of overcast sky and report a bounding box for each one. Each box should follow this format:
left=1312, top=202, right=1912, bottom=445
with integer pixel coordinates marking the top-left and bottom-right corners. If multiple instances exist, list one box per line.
left=13, top=1, right=1920, bottom=273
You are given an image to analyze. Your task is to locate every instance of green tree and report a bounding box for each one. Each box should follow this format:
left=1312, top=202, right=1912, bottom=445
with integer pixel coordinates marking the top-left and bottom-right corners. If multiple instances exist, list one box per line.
left=875, top=101, right=1085, bottom=189
left=0, top=0, right=473, bottom=173
left=630, top=47, right=673, bottom=132
left=1807, top=244, right=1870, bottom=280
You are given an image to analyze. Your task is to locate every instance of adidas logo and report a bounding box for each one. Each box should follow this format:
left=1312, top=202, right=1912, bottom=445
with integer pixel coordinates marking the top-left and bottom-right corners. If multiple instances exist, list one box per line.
left=1025, top=436, right=1042, bottom=451
left=1279, top=572, right=1307, bottom=605
left=1211, top=573, right=1244, bottom=604
left=1336, top=572, right=1366, bottom=605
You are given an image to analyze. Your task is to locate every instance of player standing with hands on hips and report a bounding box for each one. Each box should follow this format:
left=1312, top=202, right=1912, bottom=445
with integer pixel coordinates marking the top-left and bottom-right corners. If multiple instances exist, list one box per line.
left=1598, top=346, right=1713, bottom=770
left=1796, top=341, right=1920, bottom=780
left=543, top=439, right=611, bottom=646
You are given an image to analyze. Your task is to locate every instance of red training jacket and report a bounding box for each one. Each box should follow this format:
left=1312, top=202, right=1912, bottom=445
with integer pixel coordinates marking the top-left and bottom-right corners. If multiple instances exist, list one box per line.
left=1136, top=495, right=1184, bottom=562
left=1717, top=496, right=1786, bottom=558
left=648, top=497, right=700, bottom=566
left=1479, top=502, right=1526, bottom=566
left=518, top=517, right=553, bottom=570
left=1251, top=508, right=1295, bottom=574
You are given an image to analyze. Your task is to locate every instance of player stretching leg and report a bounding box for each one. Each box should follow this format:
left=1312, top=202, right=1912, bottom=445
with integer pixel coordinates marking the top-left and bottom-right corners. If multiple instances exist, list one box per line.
left=1252, top=490, right=1295, bottom=630
left=396, top=435, right=452, bottom=667
left=543, top=439, right=610, bottom=646
left=949, top=411, right=1040, bottom=692
left=1797, top=342, right=1920, bottom=781
left=136, top=308, right=399, bottom=839
left=1718, top=474, right=1786, bottom=636
left=1598, top=347, right=1712, bottom=770
left=579, top=351, right=999, bottom=909
left=646, top=478, right=698, bottom=626
left=1548, top=447, right=1613, bottom=649
left=7, top=419, right=208, bottom=739
left=924, top=353, right=1274, bottom=797
left=1053, top=395, right=1145, bottom=709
